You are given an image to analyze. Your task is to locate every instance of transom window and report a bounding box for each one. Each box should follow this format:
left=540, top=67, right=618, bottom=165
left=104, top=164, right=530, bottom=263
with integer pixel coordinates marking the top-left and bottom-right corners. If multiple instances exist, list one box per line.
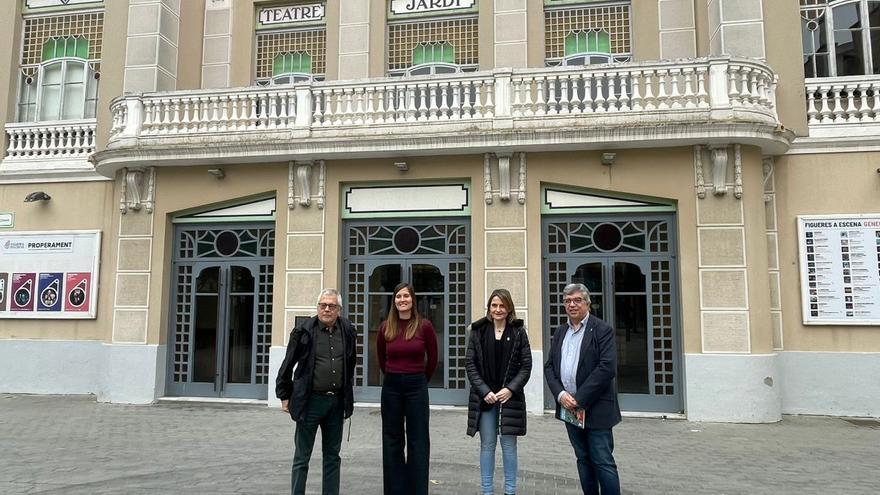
left=255, top=29, right=325, bottom=85
left=545, top=1, right=631, bottom=66
left=801, top=0, right=880, bottom=77
left=271, top=51, right=313, bottom=84
left=388, top=17, right=478, bottom=76
left=17, top=12, right=103, bottom=123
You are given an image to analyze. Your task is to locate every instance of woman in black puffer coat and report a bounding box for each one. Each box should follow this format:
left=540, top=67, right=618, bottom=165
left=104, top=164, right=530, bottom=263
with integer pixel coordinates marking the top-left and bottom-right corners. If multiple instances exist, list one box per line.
left=466, top=288, right=532, bottom=495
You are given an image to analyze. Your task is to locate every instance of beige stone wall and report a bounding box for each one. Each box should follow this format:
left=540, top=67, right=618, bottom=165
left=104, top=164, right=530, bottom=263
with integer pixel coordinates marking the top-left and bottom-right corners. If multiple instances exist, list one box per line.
left=177, top=0, right=206, bottom=90
left=763, top=0, right=808, bottom=137
left=774, top=153, right=880, bottom=352
left=0, top=2, right=22, bottom=129
left=632, top=0, right=660, bottom=61
left=0, top=181, right=116, bottom=341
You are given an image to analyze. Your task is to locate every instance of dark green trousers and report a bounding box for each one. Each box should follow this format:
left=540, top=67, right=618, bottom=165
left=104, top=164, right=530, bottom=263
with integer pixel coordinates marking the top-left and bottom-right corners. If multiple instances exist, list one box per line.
left=291, top=394, right=344, bottom=495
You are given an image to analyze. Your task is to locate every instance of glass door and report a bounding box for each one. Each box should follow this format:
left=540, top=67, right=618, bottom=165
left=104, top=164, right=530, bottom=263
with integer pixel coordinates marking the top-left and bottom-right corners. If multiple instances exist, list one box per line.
left=171, top=263, right=265, bottom=399
left=358, top=259, right=462, bottom=404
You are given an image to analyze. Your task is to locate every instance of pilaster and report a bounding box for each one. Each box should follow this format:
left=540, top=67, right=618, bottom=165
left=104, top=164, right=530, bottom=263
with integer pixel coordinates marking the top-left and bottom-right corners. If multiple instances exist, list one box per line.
left=337, top=0, right=371, bottom=79
left=124, top=0, right=181, bottom=93
left=707, top=0, right=766, bottom=60
left=659, top=0, right=696, bottom=59
left=494, top=0, right=528, bottom=68
left=201, top=0, right=232, bottom=88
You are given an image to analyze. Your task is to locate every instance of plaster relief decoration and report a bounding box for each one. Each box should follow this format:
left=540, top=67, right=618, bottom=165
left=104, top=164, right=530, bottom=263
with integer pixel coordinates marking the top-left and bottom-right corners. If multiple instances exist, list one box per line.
left=762, top=156, right=774, bottom=203
left=733, top=144, right=743, bottom=200
left=483, top=152, right=526, bottom=205
left=694, top=144, right=707, bottom=199
left=288, top=160, right=325, bottom=209
left=119, top=167, right=155, bottom=214
left=710, top=145, right=729, bottom=196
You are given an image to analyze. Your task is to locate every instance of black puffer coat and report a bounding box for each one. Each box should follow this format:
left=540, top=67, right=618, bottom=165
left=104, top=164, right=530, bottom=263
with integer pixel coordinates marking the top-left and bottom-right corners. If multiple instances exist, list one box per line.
left=466, top=317, right=532, bottom=437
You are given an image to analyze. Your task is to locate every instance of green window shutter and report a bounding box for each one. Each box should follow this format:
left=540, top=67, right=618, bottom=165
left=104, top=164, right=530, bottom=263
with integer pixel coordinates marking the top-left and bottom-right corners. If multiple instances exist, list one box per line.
left=564, top=30, right=610, bottom=56
left=272, top=52, right=312, bottom=76
left=412, top=42, right=455, bottom=66
left=41, top=36, right=89, bottom=62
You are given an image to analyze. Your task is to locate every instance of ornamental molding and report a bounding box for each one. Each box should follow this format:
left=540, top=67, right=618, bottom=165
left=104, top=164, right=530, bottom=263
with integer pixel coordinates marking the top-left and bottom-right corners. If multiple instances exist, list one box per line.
left=483, top=152, right=526, bottom=205
left=119, top=166, right=155, bottom=214
left=288, top=160, right=325, bottom=209
left=695, top=144, right=743, bottom=200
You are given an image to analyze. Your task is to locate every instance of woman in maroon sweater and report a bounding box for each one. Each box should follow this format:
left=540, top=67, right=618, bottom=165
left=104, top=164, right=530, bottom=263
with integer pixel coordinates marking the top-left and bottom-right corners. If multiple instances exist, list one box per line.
left=377, top=282, right=438, bottom=495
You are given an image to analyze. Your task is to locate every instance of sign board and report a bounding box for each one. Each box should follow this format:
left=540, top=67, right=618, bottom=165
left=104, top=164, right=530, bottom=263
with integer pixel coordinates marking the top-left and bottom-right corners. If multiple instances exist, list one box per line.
left=798, top=215, right=880, bottom=325
left=389, top=0, right=477, bottom=18
left=0, top=230, right=100, bottom=319
left=0, top=213, right=13, bottom=228
left=256, top=3, right=325, bottom=29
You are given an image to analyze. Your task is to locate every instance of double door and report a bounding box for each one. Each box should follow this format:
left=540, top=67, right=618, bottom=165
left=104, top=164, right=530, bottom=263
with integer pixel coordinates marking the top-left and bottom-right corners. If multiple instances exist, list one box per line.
left=169, top=262, right=270, bottom=399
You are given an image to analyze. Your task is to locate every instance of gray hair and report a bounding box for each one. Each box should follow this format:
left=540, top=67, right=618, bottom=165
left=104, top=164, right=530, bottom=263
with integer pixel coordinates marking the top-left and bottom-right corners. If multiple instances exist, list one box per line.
left=316, top=288, right=343, bottom=308
left=562, top=283, right=591, bottom=304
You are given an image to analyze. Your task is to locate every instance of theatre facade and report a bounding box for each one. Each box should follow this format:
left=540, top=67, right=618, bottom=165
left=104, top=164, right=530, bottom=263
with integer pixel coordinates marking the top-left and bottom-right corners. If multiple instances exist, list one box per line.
left=1, top=0, right=878, bottom=422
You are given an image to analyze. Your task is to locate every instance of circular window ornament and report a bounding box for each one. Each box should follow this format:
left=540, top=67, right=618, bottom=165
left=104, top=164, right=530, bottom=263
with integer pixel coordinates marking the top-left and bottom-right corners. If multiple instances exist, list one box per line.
left=215, top=231, right=240, bottom=257
left=393, top=226, right=420, bottom=254
left=592, top=223, right=623, bottom=252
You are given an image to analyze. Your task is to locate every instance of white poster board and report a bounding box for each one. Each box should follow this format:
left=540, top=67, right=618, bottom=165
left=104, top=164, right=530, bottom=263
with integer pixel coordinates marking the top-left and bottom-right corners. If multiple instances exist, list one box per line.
left=0, top=230, right=101, bottom=319
left=797, top=215, right=880, bottom=325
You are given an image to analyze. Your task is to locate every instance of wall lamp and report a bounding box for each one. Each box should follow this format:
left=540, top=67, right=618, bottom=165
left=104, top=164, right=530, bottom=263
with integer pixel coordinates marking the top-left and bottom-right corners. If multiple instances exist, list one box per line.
left=207, top=168, right=225, bottom=179
left=24, top=191, right=51, bottom=203
left=601, top=152, right=617, bottom=166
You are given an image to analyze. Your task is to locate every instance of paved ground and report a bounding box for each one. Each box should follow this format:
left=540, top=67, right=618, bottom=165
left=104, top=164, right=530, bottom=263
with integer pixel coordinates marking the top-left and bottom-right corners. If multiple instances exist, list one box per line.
left=1, top=394, right=878, bottom=494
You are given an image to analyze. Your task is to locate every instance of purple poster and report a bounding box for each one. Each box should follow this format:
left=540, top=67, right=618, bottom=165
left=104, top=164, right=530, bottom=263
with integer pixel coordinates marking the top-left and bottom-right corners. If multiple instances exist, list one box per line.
left=11, top=273, right=36, bottom=311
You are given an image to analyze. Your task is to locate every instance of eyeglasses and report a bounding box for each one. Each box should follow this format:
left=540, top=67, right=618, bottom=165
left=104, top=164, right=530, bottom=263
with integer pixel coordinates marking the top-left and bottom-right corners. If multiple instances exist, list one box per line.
left=318, top=303, right=339, bottom=311
left=563, top=297, right=587, bottom=306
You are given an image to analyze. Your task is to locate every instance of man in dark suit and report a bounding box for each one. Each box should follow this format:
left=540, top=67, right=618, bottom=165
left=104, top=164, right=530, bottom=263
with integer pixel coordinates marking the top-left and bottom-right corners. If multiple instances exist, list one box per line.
left=545, top=283, right=621, bottom=495
left=276, top=288, right=357, bottom=495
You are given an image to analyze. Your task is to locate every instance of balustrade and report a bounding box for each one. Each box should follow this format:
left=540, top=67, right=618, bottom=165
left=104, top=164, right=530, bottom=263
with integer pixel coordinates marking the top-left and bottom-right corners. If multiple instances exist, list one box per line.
left=4, top=120, right=96, bottom=160
left=805, top=75, right=880, bottom=125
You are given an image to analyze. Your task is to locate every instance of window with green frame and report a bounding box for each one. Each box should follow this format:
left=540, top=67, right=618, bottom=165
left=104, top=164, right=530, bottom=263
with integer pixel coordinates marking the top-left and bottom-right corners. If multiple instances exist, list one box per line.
left=18, top=35, right=98, bottom=122
left=564, top=29, right=611, bottom=56
left=412, top=41, right=455, bottom=66
left=272, top=52, right=312, bottom=77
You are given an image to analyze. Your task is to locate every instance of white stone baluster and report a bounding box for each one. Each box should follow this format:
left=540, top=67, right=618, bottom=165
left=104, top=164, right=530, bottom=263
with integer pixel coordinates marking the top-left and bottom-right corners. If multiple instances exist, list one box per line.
left=484, top=79, right=495, bottom=118
left=462, top=82, right=474, bottom=119
left=831, top=85, right=845, bottom=122
left=547, top=75, right=559, bottom=115
left=656, top=69, right=669, bottom=110
left=617, top=72, right=631, bottom=112
left=669, top=68, right=682, bottom=109
left=607, top=72, right=620, bottom=112
left=473, top=80, right=485, bottom=118
left=439, top=82, right=450, bottom=120
left=428, top=84, right=439, bottom=121
left=806, top=86, right=819, bottom=124
left=534, top=76, right=546, bottom=115
left=569, top=74, right=583, bottom=114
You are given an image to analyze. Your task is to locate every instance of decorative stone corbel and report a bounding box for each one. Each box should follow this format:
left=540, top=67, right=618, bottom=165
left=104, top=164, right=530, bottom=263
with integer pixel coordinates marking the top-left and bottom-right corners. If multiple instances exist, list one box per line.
left=497, top=153, right=512, bottom=201
left=733, top=144, right=743, bottom=199
left=710, top=145, right=729, bottom=196
left=694, top=145, right=706, bottom=199
left=762, top=156, right=774, bottom=203
left=484, top=152, right=526, bottom=205
left=119, top=167, right=156, bottom=214
left=289, top=160, right=325, bottom=209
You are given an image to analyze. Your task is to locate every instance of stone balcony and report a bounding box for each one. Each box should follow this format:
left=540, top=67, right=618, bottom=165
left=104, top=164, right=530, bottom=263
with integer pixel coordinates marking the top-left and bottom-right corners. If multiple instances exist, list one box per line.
left=95, top=56, right=792, bottom=176
left=1, top=119, right=99, bottom=182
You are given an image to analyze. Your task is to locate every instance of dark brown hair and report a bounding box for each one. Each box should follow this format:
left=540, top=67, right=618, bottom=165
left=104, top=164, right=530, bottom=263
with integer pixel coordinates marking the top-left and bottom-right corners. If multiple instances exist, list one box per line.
left=486, top=288, right=517, bottom=323
left=384, top=282, right=422, bottom=341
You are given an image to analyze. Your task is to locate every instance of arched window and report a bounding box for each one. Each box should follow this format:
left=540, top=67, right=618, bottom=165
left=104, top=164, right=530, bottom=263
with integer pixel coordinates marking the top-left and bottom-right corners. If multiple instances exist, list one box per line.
left=407, top=41, right=460, bottom=76
left=18, top=35, right=98, bottom=122
left=562, top=29, right=613, bottom=65
left=801, top=0, right=880, bottom=77
left=270, top=51, right=313, bottom=84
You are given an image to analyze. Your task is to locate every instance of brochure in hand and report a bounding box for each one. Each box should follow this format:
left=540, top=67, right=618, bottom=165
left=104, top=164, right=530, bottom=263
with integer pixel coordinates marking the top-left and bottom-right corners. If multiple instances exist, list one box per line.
left=556, top=405, right=586, bottom=429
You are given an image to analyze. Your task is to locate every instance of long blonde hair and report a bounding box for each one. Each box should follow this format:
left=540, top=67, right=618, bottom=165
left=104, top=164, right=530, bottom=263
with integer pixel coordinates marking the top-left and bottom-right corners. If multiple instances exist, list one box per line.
left=383, top=282, right=422, bottom=341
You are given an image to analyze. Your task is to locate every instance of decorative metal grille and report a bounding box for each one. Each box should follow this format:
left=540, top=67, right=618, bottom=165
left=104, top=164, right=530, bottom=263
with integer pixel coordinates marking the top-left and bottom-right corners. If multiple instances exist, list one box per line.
left=347, top=262, right=367, bottom=386
left=173, top=265, right=193, bottom=383
left=177, top=228, right=275, bottom=259
left=546, top=221, right=670, bottom=255
left=255, top=29, right=326, bottom=81
left=347, top=224, right=469, bottom=257
left=545, top=3, right=631, bottom=65
left=447, top=261, right=468, bottom=389
left=547, top=260, right=569, bottom=339
left=255, top=264, right=273, bottom=385
left=21, top=12, right=104, bottom=76
left=387, top=17, right=479, bottom=73
left=651, top=260, right=674, bottom=395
